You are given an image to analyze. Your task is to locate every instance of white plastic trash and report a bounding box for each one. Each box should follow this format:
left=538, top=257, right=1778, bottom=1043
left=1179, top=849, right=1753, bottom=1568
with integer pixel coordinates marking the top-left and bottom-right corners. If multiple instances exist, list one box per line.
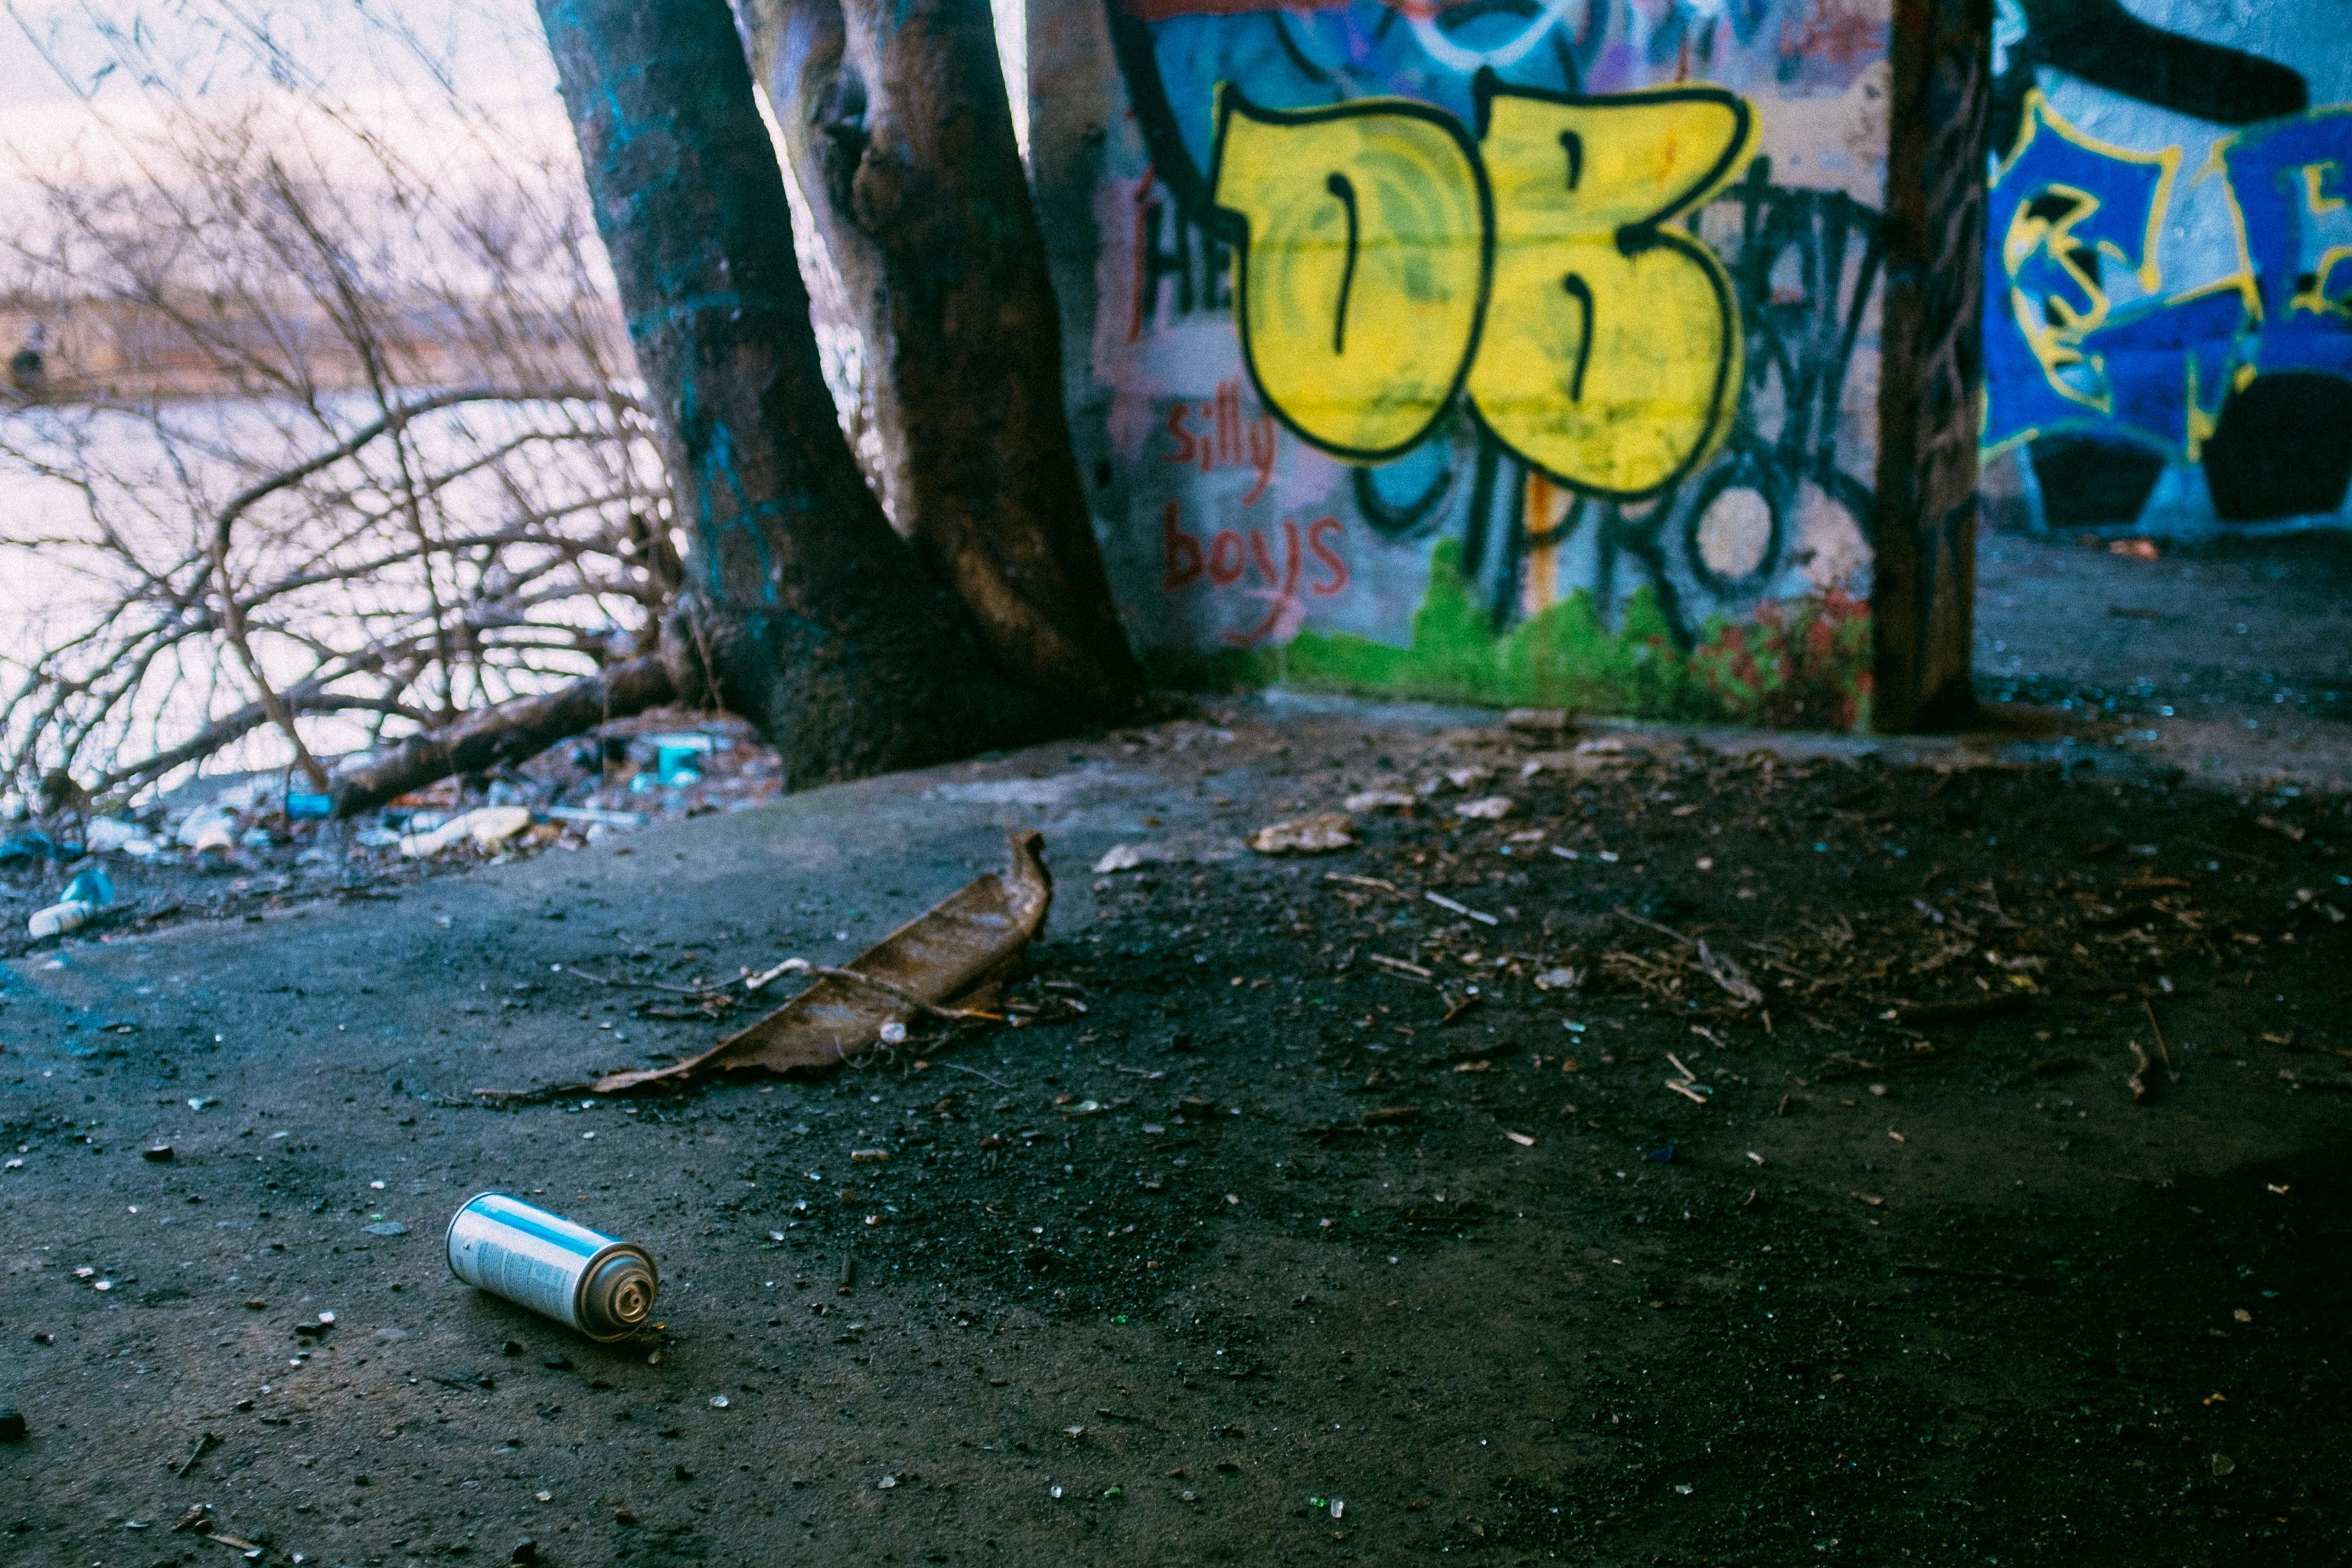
left=28, top=900, right=92, bottom=939
left=399, top=806, right=534, bottom=858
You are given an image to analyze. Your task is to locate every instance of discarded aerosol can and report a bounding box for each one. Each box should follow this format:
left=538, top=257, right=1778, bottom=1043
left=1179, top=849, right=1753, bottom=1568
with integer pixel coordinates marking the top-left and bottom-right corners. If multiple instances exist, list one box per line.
left=445, top=1193, right=658, bottom=1341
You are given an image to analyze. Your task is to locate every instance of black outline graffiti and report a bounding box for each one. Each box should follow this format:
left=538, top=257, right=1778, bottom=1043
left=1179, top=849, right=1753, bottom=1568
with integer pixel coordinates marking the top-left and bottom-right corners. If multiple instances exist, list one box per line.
left=1106, top=3, right=1883, bottom=642
left=1205, top=85, right=1499, bottom=466
left=1992, top=0, right=2306, bottom=155
left=1485, top=160, right=1884, bottom=642
left=1108, top=8, right=1221, bottom=230
left=1325, top=172, right=1360, bottom=354
left=1465, top=70, right=1754, bottom=504
left=1558, top=273, right=1595, bottom=400
left=1352, top=456, right=1457, bottom=539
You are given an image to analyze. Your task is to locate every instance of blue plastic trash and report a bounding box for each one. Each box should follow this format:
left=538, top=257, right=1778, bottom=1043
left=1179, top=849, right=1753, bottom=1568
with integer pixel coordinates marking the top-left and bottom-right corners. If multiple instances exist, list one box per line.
left=61, top=867, right=113, bottom=909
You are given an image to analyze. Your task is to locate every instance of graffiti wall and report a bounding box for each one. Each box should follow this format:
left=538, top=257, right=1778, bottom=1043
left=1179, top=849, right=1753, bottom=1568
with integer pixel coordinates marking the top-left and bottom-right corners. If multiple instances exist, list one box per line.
left=1982, top=0, right=2352, bottom=534
left=1028, top=0, right=1900, bottom=727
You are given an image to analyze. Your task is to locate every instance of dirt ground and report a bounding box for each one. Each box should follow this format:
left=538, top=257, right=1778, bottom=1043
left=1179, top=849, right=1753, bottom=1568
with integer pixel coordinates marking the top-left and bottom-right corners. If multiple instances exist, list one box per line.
left=1974, top=530, right=2352, bottom=790
left=3, top=695, right=2347, bottom=1568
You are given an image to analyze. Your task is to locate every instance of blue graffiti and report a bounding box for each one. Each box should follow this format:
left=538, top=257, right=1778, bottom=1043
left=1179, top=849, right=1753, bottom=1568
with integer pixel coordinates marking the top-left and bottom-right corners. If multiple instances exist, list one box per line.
left=1109, top=0, right=1848, bottom=220
left=1986, top=95, right=2352, bottom=465
left=2223, top=109, right=2352, bottom=384
left=2076, top=289, right=2244, bottom=456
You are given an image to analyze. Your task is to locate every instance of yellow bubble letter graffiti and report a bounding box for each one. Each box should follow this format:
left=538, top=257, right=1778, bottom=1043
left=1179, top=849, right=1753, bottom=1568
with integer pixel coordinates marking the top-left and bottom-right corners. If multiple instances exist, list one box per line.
left=1468, top=80, right=1754, bottom=498
left=1209, top=90, right=1492, bottom=461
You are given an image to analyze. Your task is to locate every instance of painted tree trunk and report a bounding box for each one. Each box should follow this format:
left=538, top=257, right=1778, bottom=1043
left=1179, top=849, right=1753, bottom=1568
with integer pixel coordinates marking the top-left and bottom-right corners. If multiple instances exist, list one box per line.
left=536, top=0, right=1057, bottom=786
left=748, top=0, right=1145, bottom=719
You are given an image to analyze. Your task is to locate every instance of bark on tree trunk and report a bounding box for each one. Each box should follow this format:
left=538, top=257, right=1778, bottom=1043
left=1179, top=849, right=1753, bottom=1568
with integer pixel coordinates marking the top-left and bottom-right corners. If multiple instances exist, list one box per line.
left=535, top=0, right=1060, bottom=786
left=747, top=0, right=1145, bottom=719
left=1872, top=0, right=1991, bottom=732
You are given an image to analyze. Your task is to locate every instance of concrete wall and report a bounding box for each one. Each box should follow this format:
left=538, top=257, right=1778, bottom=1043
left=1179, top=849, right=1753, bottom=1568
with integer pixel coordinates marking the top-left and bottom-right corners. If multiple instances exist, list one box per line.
left=1031, top=0, right=1902, bottom=728
left=1982, top=0, right=2352, bottom=538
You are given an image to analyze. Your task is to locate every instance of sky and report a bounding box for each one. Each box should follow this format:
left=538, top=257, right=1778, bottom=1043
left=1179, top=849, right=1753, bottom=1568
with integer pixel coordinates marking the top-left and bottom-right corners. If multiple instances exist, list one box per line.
left=1, top=0, right=1030, bottom=211
left=0, top=1, right=579, bottom=211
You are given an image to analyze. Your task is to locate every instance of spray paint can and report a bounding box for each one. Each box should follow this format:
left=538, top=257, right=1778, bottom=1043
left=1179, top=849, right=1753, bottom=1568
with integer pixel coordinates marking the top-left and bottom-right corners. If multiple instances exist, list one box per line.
left=445, top=1193, right=658, bottom=1341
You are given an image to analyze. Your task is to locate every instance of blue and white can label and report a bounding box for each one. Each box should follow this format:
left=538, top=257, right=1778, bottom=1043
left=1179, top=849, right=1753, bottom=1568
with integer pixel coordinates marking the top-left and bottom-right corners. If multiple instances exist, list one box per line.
left=446, top=1192, right=658, bottom=1340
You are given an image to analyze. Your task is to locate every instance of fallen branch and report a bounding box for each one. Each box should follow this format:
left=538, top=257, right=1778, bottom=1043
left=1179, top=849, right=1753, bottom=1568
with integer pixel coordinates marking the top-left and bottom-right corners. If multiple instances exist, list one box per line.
left=94, top=684, right=420, bottom=796
left=328, top=652, right=675, bottom=815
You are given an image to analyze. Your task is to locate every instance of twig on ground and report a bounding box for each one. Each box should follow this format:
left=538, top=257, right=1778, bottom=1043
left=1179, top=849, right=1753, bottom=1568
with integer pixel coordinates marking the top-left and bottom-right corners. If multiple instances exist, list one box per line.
left=807, top=965, right=1003, bottom=1022
left=471, top=1083, right=595, bottom=1106
left=745, top=956, right=811, bottom=991
left=2142, top=998, right=2179, bottom=1081
left=1896, top=1262, right=2053, bottom=1292
left=1885, top=993, right=2034, bottom=1027
left=932, top=1061, right=1014, bottom=1089
left=175, top=1432, right=220, bottom=1477
left=1425, top=890, right=1499, bottom=926
left=1615, top=906, right=1694, bottom=946
left=563, top=966, right=722, bottom=998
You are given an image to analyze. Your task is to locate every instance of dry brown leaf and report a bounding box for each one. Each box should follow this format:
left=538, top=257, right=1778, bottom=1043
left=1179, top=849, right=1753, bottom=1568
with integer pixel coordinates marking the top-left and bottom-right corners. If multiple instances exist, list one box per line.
left=590, top=831, right=1053, bottom=1092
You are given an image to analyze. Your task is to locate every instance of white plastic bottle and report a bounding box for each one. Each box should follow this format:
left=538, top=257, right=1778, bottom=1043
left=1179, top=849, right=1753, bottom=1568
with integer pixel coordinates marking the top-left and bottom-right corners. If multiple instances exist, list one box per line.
left=28, top=900, right=92, bottom=939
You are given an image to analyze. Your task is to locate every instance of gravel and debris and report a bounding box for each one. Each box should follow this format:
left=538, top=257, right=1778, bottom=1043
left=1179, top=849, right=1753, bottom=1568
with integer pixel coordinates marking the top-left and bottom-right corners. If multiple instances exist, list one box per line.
left=0, top=710, right=779, bottom=959
left=1, top=696, right=2345, bottom=1564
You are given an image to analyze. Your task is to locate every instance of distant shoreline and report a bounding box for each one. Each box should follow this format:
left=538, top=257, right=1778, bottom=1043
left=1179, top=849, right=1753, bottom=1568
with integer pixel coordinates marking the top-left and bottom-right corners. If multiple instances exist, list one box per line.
left=1, top=296, right=626, bottom=404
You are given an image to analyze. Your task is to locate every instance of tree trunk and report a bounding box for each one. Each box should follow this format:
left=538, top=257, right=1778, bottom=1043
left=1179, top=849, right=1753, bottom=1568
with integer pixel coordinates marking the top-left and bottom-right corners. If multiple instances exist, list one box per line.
left=746, top=0, right=1145, bottom=719
left=535, top=0, right=1060, bottom=787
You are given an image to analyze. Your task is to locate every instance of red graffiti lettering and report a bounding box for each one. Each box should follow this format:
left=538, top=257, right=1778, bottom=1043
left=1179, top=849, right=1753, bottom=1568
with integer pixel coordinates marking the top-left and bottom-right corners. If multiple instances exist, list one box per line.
left=1207, top=529, right=1246, bottom=586
left=1161, top=499, right=1204, bottom=590
left=1164, top=380, right=1282, bottom=501
left=1246, top=525, right=1279, bottom=589
left=1307, top=516, right=1348, bottom=596
left=1241, top=416, right=1279, bottom=505
left=1127, top=173, right=1158, bottom=345
left=1228, top=520, right=1305, bottom=645
left=1164, top=403, right=1198, bottom=466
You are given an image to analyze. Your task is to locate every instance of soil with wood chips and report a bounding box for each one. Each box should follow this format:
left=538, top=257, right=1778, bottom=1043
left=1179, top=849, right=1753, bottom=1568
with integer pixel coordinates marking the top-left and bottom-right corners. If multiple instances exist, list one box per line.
left=2, top=701, right=2345, bottom=1566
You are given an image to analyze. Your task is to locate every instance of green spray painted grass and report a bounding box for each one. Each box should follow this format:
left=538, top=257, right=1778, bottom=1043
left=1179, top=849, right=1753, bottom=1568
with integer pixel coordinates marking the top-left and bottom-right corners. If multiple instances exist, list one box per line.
left=1145, top=541, right=1872, bottom=729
